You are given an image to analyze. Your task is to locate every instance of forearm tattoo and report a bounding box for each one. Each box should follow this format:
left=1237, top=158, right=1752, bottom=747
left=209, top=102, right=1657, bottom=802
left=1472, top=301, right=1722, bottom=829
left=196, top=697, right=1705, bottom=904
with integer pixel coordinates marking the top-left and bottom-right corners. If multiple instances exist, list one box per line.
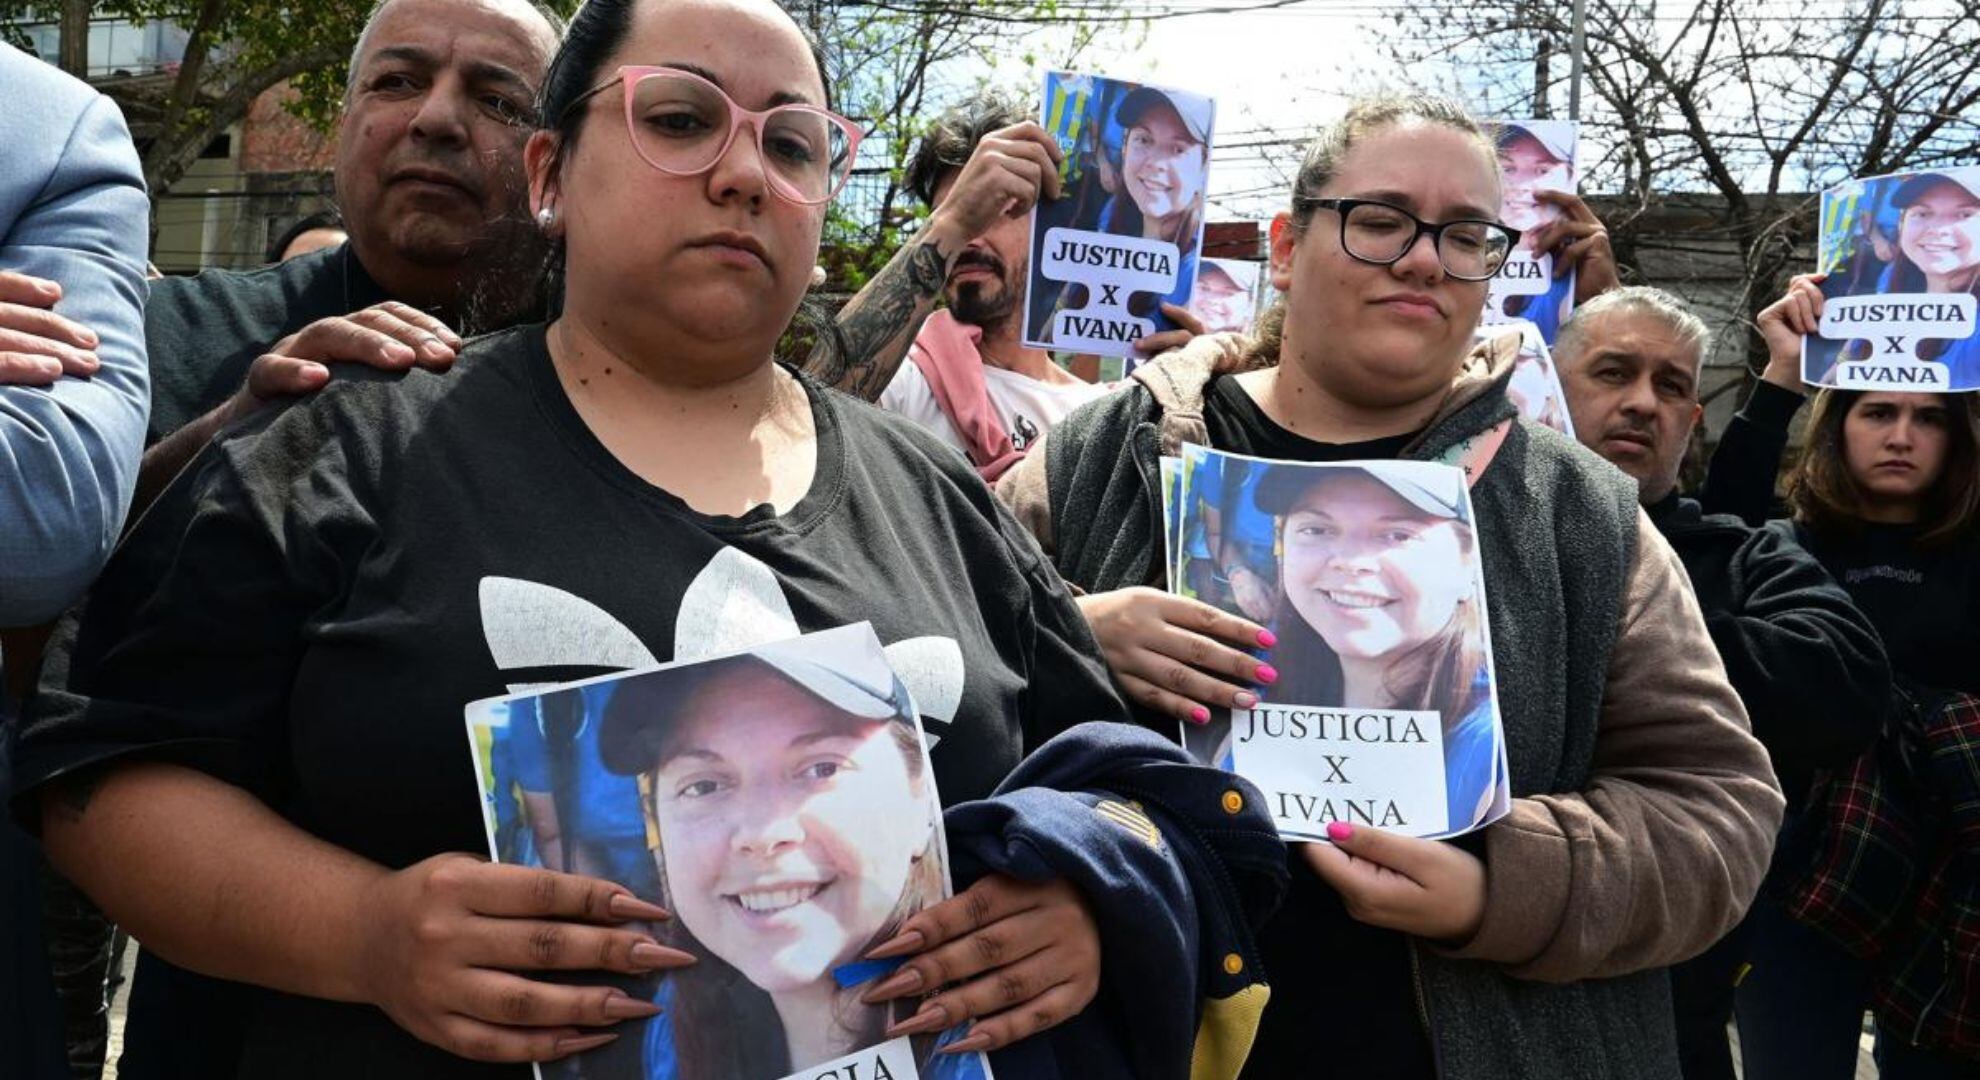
left=805, top=238, right=950, bottom=402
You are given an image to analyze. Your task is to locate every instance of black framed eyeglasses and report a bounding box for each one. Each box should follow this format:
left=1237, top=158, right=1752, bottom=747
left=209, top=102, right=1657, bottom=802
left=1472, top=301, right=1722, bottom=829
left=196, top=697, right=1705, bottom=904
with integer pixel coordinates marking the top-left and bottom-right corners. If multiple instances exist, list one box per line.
left=1294, top=196, right=1520, bottom=282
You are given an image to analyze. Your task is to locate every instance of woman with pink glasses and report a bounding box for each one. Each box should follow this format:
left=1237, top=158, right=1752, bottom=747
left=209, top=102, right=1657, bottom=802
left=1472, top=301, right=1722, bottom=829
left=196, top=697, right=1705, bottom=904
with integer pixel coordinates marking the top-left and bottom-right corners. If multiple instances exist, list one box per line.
left=14, top=1, right=1208, bottom=1077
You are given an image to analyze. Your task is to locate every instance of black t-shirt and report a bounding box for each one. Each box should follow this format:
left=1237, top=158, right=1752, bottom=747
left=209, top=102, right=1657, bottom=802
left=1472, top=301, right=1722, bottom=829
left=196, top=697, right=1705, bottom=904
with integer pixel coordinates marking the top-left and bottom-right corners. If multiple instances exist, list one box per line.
left=1203, top=376, right=1438, bottom=1080
left=144, top=243, right=390, bottom=443
left=1775, top=518, right=1980, bottom=697
left=18, top=324, right=1129, bottom=1078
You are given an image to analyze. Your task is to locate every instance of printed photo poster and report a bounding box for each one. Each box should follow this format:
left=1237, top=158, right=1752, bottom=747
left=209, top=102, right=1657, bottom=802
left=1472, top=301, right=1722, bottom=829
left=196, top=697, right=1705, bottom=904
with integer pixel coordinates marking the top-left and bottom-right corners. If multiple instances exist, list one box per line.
left=1803, top=167, right=1980, bottom=393
left=1473, top=319, right=1576, bottom=437
left=1169, top=445, right=1511, bottom=842
left=1186, top=258, right=1263, bottom=335
left=1024, top=71, right=1216, bottom=364
left=1483, top=119, right=1580, bottom=344
left=464, top=624, right=992, bottom=1080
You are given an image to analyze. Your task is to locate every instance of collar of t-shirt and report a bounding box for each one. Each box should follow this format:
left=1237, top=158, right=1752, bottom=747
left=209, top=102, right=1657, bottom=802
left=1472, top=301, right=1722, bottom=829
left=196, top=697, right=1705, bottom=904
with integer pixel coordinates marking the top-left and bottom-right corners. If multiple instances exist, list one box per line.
left=1203, top=374, right=1419, bottom=462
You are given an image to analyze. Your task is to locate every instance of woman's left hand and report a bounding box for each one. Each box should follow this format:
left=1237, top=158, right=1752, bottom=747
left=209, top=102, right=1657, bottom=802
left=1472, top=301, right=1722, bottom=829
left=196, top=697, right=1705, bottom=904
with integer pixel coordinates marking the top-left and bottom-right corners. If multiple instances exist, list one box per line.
left=859, top=874, right=1101, bottom=1055
left=1303, top=822, right=1486, bottom=943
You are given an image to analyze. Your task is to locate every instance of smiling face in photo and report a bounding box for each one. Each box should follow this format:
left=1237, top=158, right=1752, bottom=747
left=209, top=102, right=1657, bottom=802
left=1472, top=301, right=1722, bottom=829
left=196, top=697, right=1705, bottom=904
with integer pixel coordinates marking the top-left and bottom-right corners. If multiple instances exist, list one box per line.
left=1496, top=131, right=1569, bottom=237
left=1122, top=103, right=1206, bottom=227
left=1899, top=180, right=1980, bottom=288
left=650, top=670, right=931, bottom=993
left=1278, top=472, right=1472, bottom=665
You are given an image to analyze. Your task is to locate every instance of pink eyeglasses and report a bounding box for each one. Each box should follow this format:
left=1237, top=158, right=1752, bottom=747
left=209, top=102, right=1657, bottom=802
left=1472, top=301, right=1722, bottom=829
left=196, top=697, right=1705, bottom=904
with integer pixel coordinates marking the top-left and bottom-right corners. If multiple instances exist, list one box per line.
left=564, top=65, right=863, bottom=205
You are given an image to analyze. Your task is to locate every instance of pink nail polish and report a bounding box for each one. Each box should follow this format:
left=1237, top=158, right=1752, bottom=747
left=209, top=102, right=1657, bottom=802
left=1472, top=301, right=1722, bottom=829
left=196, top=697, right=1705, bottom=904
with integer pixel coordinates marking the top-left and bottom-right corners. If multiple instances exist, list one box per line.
left=1255, top=664, right=1279, bottom=685
left=1257, top=629, right=1278, bottom=649
left=1326, top=821, right=1353, bottom=843
left=1189, top=705, right=1211, bottom=725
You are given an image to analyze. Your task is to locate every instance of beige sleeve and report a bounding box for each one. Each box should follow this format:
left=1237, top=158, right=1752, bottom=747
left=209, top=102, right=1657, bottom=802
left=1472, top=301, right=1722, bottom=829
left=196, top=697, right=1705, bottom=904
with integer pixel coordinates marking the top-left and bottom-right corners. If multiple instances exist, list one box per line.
left=1439, top=507, right=1786, bottom=983
left=994, top=433, right=1057, bottom=558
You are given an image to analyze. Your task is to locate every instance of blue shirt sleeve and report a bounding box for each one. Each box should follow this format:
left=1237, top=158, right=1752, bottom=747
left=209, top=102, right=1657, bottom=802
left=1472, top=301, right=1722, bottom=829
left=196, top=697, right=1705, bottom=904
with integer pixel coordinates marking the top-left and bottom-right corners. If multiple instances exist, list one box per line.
left=0, top=88, right=151, bottom=626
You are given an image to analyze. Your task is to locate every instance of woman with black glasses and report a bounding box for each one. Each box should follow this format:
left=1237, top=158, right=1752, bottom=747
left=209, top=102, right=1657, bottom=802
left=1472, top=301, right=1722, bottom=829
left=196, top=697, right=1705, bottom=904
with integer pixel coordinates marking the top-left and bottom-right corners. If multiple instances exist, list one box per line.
left=997, top=94, right=1783, bottom=1079
left=12, top=0, right=1176, bottom=1076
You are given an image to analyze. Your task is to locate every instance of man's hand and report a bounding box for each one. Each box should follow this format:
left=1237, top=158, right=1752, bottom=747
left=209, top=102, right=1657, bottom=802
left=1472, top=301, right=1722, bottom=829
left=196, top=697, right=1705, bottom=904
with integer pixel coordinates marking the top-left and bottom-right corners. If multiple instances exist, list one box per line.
left=0, top=270, right=101, bottom=385
left=860, top=874, right=1100, bottom=1055
left=1304, top=822, right=1487, bottom=943
left=924, top=122, right=1064, bottom=247
left=1756, top=273, right=1824, bottom=395
left=1526, top=191, right=1619, bottom=304
left=1131, top=302, right=1207, bottom=358
left=220, top=302, right=463, bottom=424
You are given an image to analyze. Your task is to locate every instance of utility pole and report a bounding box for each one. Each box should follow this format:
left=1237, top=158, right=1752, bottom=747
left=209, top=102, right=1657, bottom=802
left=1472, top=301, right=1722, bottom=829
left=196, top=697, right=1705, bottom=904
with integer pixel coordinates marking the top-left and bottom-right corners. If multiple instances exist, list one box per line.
left=1568, top=0, right=1588, bottom=120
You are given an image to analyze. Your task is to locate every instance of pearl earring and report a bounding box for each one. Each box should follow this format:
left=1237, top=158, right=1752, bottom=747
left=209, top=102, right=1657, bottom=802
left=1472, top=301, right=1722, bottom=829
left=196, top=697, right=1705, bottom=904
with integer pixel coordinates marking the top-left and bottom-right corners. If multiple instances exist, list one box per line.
left=536, top=207, right=554, bottom=227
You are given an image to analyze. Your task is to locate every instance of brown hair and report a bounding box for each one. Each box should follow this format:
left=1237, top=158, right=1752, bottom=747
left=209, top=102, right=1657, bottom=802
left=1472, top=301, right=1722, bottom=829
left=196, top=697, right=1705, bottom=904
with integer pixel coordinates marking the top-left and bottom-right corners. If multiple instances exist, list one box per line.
left=1247, top=93, right=1496, bottom=367
left=1787, top=388, right=1980, bottom=547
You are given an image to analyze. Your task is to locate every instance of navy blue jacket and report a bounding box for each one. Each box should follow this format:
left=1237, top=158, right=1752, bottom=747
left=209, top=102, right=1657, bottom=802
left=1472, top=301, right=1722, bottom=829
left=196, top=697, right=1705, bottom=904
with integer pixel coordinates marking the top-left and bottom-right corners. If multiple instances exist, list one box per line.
left=949, top=722, right=1288, bottom=1080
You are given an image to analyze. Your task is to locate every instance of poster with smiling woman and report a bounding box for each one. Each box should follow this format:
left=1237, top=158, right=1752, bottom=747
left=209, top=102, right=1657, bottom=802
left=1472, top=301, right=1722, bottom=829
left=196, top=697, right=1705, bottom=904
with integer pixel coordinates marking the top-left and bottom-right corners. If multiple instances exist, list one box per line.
left=1166, top=446, right=1511, bottom=843
left=1804, top=167, right=1980, bottom=393
left=1022, top=71, right=1215, bottom=364
left=1481, top=119, right=1579, bottom=344
left=465, top=625, right=991, bottom=1080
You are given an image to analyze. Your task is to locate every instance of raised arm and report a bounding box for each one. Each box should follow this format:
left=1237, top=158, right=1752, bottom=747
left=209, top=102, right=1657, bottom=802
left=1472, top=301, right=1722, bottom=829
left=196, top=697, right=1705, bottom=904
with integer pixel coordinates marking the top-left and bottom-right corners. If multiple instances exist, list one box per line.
left=804, top=122, right=1061, bottom=400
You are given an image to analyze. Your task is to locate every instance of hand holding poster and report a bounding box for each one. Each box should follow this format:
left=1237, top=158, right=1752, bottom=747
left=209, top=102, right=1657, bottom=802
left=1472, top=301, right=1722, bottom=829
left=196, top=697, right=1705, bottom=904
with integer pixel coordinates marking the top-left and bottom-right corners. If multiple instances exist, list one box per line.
left=1473, top=319, right=1576, bottom=436
left=1164, top=447, right=1511, bottom=841
left=1483, top=120, right=1579, bottom=344
left=465, top=625, right=991, bottom=1080
left=1803, top=167, right=1980, bottom=393
left=1023, top=72, right=1215, bottom=364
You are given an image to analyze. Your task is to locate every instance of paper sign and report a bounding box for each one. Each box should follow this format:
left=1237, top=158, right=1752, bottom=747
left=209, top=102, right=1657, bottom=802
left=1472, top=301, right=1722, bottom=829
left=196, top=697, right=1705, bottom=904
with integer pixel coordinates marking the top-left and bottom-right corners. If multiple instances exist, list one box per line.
left=465, top=625, right=992, bottom=1080
left=1169, top=446, right=1511, bottom=841
left=1474, top=319, right=1576, bottom=436
left=1024, top=71, right=1215, bottom=366
left=1804, top=166, right=1980, bottom=393
left=778, top=1036, right=920, bottom=1080
left=1484, top=119, right=1579, bottom=344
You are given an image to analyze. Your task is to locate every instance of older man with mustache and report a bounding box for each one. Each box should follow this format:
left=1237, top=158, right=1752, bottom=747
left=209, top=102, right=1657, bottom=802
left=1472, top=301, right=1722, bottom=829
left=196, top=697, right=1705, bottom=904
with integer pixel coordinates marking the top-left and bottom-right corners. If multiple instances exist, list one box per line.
left=1552, top=286, right=1892, bottom=1080
left=136, top=0, right=563, bottom=504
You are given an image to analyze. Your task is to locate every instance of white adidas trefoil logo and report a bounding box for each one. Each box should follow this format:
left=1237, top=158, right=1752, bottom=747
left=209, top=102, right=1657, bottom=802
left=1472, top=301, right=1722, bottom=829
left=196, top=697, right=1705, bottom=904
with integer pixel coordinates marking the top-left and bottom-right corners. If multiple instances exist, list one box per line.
left=477, top=547, right=965, bottom=748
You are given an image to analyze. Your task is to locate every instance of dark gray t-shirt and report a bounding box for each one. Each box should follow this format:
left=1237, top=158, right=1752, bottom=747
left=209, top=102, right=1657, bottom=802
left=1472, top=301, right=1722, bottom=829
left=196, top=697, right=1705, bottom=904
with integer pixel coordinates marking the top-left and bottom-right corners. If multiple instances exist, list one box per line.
left=20, top=324, right=1129, bottom=1077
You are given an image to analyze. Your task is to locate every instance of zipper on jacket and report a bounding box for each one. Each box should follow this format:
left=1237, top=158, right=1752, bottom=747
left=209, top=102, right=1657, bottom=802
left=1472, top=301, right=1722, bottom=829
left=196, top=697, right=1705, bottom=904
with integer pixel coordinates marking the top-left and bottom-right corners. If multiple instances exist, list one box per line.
left=1407, top=941, right=1445, bottom=1078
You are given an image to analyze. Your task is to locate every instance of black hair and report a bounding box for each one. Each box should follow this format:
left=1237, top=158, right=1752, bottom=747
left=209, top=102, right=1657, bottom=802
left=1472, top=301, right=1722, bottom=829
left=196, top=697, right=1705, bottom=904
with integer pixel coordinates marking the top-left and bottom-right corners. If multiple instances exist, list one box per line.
left=265, top=209, right=346, bottom=264
left=902, top=92, right=1030, bottom=209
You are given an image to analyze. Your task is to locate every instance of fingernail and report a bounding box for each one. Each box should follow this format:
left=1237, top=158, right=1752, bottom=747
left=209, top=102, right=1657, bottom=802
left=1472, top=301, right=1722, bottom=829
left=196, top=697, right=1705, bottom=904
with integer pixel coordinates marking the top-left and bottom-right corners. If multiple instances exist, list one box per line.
left=864, top=928, right=925, bottom=960
left=1327, top=821, right=1353, bottom=843
left=1255, top=664, right=1279, bottom=685
left=421, top=338, right=451, bottom=358
left=388, top=342, right=416, bottom=362
left=1233, top=691, right=1258, bottom=709
left=883, top=1002, right=949, bottom=1038
left=861, top=966, right=924, bottom=1003
left=553, top=1032, right=618, bottom=1055
left=1257, top=629, right=1277, bottom=648
left=602, top=991, right=662, bottom=1019
left=938, top=1030, right=994, bottom=1055
left=78, top=328, right=99, bottom=347
left=630, top=942, right=696, bottom=970
left=609, top=894, right=671, bottom=921
left=1189, top=705, right=1211, bottom=725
